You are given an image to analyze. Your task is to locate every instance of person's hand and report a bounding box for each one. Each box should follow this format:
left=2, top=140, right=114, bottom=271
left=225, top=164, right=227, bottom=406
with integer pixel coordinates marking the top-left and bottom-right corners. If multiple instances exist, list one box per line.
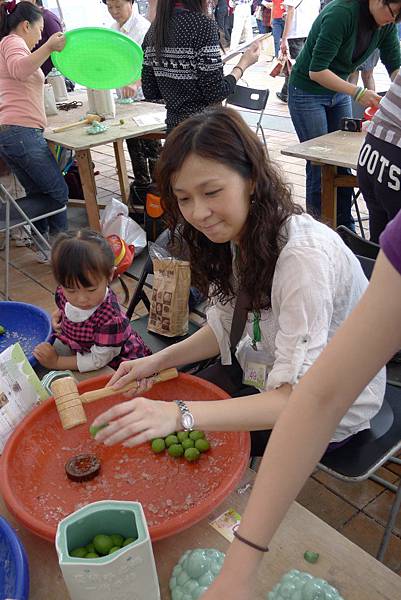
left=90, top=396, right=179, bottom=447
left=240, top=41, right=261, bottom=69
left=46, top=32, right=66, bottom=53
left=121, top=82, right=141, bottom=98
left=106, top=354, right=163, bottom=389
left=51, top=309, right=62, bottom=334
left=280, top=39, right=288, bottom=56
left=33, top=342, right=59, bottom=369
left=357, top=89, right=381, bottom=109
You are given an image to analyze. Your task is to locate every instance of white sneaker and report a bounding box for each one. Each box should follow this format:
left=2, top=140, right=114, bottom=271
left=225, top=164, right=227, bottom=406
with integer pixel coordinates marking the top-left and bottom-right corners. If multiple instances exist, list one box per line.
left=32, top=246, right=51, bottom=264
left=11, top=225, right=32, bottom=247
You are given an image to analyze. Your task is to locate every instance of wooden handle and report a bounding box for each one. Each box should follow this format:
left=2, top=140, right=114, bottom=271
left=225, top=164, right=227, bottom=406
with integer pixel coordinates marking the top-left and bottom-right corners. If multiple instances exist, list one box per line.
left=53, top=120, right=87, bottom=133
left=80, top=368, right=178, bottom=404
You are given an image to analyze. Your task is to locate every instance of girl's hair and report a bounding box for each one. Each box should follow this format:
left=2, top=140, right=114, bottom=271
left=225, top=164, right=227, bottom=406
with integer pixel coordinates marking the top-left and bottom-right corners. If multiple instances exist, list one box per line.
left=0, top=1, right=42, bottom=40
left=153, top=0, right=205, bottom=58
left=51, top=230, right=115, bottom=288
left=156, top=107, right=303, bottom=312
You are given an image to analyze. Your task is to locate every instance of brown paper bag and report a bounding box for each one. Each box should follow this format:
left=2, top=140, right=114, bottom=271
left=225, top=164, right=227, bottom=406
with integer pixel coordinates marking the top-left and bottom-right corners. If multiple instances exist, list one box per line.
left=148, top=258, right=191, bottom=337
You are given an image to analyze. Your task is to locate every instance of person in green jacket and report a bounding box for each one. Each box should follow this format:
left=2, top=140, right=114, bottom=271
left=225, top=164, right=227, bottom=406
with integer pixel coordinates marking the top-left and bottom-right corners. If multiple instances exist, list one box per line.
left=288, top=0, right=400, bottom=229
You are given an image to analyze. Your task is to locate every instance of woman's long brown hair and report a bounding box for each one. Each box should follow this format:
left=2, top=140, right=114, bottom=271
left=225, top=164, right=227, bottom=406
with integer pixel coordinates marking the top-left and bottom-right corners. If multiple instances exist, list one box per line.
left=156, top=107, right=303, bottom=312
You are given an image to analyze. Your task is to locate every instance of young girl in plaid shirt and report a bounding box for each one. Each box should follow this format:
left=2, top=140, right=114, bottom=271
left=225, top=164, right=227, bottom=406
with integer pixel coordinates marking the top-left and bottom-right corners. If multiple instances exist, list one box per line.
left=33, top=230, right=151, bottom=372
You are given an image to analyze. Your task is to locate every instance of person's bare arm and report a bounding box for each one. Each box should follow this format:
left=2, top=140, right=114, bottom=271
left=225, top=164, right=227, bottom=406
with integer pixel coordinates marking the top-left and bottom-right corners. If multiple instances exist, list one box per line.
left=280, top=5, right=294, bottom=54
left=201, top=252, right=401, bottom=599
left=309, top=69, right=381, bottom=107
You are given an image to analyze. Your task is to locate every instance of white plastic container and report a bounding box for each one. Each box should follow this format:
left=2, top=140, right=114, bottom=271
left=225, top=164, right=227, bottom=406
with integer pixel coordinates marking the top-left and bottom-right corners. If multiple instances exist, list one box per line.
left=86, top=88, right=116, bottom=119
left=55, top=500, right=160, bottom=600
left=44, top=84, right=58, bottom=116
left=46, top=67, right=68, bottom=103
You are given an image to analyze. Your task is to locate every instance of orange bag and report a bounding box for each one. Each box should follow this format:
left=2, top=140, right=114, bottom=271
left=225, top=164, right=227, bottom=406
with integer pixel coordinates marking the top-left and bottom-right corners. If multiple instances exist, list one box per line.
left=106, top=234, right=135, bottom=277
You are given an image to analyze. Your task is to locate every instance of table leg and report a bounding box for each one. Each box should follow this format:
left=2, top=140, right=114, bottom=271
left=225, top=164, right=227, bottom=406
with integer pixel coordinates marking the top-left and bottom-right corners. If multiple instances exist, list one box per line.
left=75, top=149, right=100, bottom=231
left=321, top=164, right=337, bottom=228
left=113, top=139, right=129, bottom=205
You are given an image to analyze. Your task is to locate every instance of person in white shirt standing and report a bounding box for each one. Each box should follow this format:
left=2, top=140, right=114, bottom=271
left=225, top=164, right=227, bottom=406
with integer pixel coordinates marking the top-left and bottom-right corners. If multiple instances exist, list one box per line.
left=103, top=0, right=161, bottom=199
left=229, top=0, right=254, bottom=49
left=276, top=0, right=320, bottom=102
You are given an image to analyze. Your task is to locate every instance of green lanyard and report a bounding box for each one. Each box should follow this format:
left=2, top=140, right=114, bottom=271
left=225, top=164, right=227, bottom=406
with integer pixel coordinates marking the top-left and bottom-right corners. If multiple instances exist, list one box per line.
left=252, top=310, right=261, bottom=350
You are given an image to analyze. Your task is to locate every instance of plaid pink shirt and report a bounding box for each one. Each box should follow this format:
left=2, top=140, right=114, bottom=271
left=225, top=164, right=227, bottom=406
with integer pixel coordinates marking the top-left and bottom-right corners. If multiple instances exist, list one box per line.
left=55, top=287, right=151, bottom=369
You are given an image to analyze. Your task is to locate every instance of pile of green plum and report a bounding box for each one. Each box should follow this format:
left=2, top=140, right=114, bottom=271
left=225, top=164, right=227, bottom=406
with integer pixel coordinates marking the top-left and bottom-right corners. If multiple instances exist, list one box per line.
left=151, top=430, right=210, bottom=462
left=69, top=533, right=135, bottom=559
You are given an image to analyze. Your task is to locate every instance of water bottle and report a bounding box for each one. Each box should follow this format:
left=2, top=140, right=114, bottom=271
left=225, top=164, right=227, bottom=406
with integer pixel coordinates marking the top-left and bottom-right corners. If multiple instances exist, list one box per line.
left=47, top=67, right=68, bottom=103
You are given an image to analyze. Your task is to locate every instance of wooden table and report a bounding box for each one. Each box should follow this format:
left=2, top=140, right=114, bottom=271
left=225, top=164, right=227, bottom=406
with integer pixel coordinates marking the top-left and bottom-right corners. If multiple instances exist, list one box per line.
left=282, top=130, right=365, bottom=228
left=1, top=468, right=399, bottom=599
left=45, top=93, right=166, bottom=231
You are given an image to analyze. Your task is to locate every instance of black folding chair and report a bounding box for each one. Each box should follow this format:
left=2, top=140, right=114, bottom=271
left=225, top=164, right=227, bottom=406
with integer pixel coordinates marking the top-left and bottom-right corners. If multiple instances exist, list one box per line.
left=225, top=85, right=270, bottom=153
left=319, top=384, right=401, bottom=561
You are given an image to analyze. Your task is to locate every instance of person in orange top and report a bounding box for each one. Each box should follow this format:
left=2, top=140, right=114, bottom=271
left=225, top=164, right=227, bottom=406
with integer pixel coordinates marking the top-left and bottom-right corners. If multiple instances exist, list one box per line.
left=270, top=0, right=285, bottom=56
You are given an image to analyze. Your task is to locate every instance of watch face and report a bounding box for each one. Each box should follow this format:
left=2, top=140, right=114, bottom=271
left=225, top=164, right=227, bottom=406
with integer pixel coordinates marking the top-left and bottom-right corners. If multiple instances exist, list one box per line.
left=182, top=413, right=194, bottom=430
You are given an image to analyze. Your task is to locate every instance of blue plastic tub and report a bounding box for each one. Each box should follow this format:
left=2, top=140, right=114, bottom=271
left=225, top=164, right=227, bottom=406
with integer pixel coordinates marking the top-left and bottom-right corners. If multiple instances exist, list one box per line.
left=0, top=517, right=30, bottom=600
left=0, top=301, right=52, bottom=366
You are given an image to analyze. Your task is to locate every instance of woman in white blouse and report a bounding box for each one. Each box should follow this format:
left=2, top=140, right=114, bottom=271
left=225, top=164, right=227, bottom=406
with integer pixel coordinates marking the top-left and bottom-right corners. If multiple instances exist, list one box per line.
left=91, top=106, right=385, bottom=455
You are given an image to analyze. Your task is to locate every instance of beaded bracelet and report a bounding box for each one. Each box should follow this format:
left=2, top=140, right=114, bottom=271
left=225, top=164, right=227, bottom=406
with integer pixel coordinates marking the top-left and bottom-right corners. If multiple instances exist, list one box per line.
left=232, top=524, right=269, bottom=553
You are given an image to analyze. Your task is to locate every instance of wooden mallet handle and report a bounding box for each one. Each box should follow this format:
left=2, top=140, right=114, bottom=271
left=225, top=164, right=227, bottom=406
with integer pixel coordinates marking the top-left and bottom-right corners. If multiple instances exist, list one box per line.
left=53, top=114, right=103, bottom=133
left=80, top=368, right=178, bottom=404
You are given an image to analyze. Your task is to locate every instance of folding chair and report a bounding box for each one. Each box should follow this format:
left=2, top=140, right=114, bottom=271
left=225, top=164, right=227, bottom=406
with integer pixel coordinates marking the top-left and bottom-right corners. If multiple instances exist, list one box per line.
left=0, top=182, right=67, bottom=300
left=319, top=383, right=401, bottom=562
left=336, top=226, right=401, bottom=386
left=225, top=85, right=270, bottom=152
left=336, top=225, right=379, bottom=259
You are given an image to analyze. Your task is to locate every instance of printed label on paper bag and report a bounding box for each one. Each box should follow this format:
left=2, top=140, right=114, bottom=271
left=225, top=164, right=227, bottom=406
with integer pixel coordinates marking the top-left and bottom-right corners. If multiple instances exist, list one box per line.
left=209, top=508, right=241, bottom=542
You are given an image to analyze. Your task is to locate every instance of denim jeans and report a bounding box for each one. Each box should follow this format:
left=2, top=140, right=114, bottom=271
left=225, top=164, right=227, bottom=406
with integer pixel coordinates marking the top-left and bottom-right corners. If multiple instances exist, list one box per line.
left=0, top=125, right=68, bottom=234
left=288, top=85, right=354, bottom=228
left=272, top=17, right=285, bottom=57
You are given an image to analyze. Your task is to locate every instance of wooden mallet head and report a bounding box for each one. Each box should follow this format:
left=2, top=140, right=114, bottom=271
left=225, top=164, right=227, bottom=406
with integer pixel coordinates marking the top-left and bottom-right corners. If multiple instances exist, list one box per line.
left=50, top=368, right=179, bottom=430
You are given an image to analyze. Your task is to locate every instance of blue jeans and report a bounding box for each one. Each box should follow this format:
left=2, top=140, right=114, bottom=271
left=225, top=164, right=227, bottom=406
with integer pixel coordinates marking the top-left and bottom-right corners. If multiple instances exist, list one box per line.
left=272, top=17, right=284, bottom=57
left=0, top=125, right=68, bottom=234
left=257, top=19, right=267, bottom=34
left=288, top=85, right=354, bottom=228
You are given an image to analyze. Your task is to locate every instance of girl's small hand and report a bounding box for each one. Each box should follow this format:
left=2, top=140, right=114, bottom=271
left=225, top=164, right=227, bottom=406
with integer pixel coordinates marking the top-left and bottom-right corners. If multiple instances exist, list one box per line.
left=358, top=89, right=381, bottom=108
left=33, top=342, right=59, bottom=369
left=107, top=355, right=162, bottom=389
left=279, top=39, right=288, bottom=56
left=51, top=309, right=62, bottom=334
left=91, top=397, right=179, bottom=447
left=47, top=32, right=66, bottom=53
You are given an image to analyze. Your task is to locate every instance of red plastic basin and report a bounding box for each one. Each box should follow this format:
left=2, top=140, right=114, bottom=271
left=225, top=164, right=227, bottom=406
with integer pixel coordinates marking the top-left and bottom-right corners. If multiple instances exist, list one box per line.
left=0, top=373, right=250, bottom=542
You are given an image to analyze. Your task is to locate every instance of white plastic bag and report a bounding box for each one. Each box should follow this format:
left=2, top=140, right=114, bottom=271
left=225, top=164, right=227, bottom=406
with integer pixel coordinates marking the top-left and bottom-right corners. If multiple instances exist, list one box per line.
left=100, top=198, right=146, bottom=254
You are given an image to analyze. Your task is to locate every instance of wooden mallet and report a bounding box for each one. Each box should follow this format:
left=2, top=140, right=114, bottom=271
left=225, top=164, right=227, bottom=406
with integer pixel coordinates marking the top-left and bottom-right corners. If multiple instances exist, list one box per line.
left=53, top=113, right=105, bottom=133
left=50, top=368, right=178, bottom=430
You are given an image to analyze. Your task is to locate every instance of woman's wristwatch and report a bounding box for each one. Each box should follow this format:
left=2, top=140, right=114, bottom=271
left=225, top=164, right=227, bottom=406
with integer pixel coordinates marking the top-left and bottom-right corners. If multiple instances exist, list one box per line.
left=175, top=400, right=195, bottom=431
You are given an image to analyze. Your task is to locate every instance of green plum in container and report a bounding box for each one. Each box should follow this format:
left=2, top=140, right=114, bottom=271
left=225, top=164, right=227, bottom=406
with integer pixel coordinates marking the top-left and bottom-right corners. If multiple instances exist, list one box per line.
left=55, top=500, right=160, bottom=600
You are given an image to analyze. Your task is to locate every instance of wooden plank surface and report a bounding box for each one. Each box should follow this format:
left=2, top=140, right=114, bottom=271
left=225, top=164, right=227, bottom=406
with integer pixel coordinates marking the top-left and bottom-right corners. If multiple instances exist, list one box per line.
left=1, top=468, right=400, bottom=599
left=282, top=130, right=365, bottom=170
left=45, top=92, right=166, bottom=151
